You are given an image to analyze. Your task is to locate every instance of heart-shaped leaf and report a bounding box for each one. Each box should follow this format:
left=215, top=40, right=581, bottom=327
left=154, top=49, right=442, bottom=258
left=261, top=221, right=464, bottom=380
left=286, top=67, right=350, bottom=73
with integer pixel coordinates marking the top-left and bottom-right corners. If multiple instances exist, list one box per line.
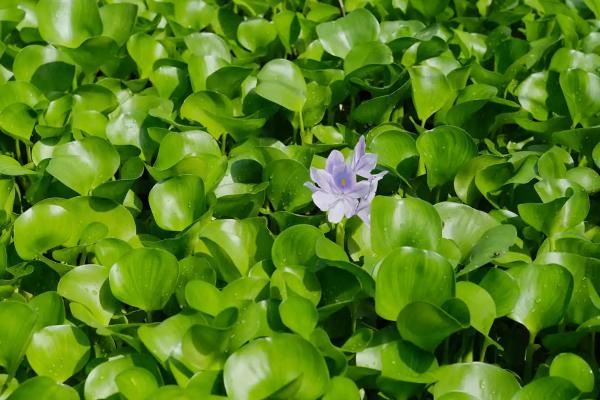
left=109, top=248, right=179, bottom=311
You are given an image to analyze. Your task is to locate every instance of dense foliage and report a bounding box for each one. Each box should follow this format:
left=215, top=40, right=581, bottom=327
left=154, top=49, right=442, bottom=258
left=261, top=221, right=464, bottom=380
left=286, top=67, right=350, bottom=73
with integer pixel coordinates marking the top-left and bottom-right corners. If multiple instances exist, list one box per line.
left=1, top=0, right=600, bottom=398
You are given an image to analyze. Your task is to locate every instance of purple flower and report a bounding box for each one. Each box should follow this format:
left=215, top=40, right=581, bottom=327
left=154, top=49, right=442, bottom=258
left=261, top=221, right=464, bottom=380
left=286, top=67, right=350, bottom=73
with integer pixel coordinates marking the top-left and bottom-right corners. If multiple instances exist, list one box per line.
left=352, top=136, right=378, bottom=178
left=305, top=136, right=386, bottom=224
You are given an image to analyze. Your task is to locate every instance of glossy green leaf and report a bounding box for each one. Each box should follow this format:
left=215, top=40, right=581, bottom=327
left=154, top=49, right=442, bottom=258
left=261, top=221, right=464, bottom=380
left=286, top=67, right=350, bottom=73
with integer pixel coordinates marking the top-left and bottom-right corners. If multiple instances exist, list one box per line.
left=223, top=333, right=329, bottom=400
left=109, top=248, right=179, bottom=311
left=264, top=159, right=312, bottom=212
left=7, top=376, right=79, bottom=400
left=509, top=264, right=573, bottom=338
left=396, top=299, right=469, bottom=351
left=479, top=268, right=519, bottom=317
left=255, top=59, right=307, bottom=112
left=84, top=354, right=162, bottom=400
left=279, top=295, right=318, bottom=338
left=37, top=0, right=102, bottom=48
left=46, top=137, right=120, bottom=195
left=375, top=246, right=454, bottom=320
left=371, top=196, right=442, bottom=255
left=197, top=218, right=273, bottom=281
left=316, top=9, right=379, bottom=58
left=549, top=353, right=594, bottom=392
left=409, top=65, right=454, bottom=123
left=13, top=202, right=73, bottom=260
left=115, top=367, right=159, bottom=400
left=0, top=301, right=37, bottom=375
left=149, top=176, right=206, bottom=231
left=57, top=264, right=120, bottom=327
left=431, top=363, right=520, bottom=400
left=26, top=325, right=90, bottom=382
left=237, top=19, right=277, bottom=52
left=559, top=69, right=600, bottom=126
left=456, top=281, right=495, bottom=336
left=417, top=125, right=477, bottom=189
left=512, top=376, right=580, bottom=400
left=344, top=42, right=393, bottom=75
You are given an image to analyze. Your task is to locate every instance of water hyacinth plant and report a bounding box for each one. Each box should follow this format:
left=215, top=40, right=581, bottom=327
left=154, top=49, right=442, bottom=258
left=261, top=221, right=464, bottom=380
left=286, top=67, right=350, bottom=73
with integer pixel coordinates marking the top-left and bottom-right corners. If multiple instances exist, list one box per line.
left=305, top=137, right=385, bottom=224
left=0, top=0, right=600, bottom=399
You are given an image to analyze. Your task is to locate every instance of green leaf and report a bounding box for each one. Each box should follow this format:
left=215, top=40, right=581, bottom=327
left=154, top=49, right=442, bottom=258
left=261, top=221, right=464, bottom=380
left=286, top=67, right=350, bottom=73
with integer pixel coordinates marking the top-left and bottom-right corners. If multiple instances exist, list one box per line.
left=279, top=296, right=318, bottom=338
left=375, top=246, right=455, bottom=320
left=461, top=224, right=518, bottom=275
left=185, top=280, right=222, bottom=316
left=559, top=69, right=600, bottom=126
left=115, top=367, right=159, bottom=400
left=479, top=268, right=519, bottom=317
left=126, top=33, right=169, bottom=79
left=180, top=91, right=266, bottom=140
left=417, top=126, right=477, bottom=189
left=264, top=159, right=312, bottom=212
left=509, top=264, right=573, bottom=338
left=223, top=333, right=329, bottom=400
left=255, top=59, right=307, bottom=112
left=6, top=376, right=79, bottom=400
left=198, top=218, right=273, bottom=282
left=84, top=354, right=162, bottom=400
left=368, top=130, right=419, bottom=179
left=26, top=325, right=90, bottom=382
left=409, top=0, right=450, bottom=17
left=138, top=310, right=208, bottom=366
left=517, top=72, right=549, bottom=121
left=549, top=353, right=594, bottom=393
left=409, top=65, right=454, bottom=124
left=13, top=202, right=73, bottom=260
left=46, top=137, right=120, bottom=195
left=109, top=248, right=179, bottom=311
left=456, top=281, right=496, bottom=336
left=149, top=176, right=207, bottom=231
left=431, top=362, right=520, bottom=400
left=99, top=3, right=137, bottom=47
left=435, top=202, right=499, bottom=261
left=316, top=9, right=380, bottom=58
left=512, top=376, right=580, bottom=400
left=344, top=42, right=393, bottom=75
left=237, top=18, right=277, bottom=52
left=371, top=196, right=442, bottom=255
left=322, top=376, right=360, bottom=400
left=0, top=155, right=37, bottom=176
left=396, top=299, right=469, bottom=351
left=272, top=224, right=322, bottom=269
left=29, top=292, right=65, bottom=331
left=57, top=264, right=120, bottom=326
left=0, top=301, right=37, bottom=375
left=37, top=0, right=102, bottom=48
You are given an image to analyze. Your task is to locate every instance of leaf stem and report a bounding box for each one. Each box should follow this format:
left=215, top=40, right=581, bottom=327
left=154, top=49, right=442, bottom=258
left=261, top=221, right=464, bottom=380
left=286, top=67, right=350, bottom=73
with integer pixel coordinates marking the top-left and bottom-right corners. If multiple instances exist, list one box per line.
left=338, top=0, right=346, bottom=16
left=221, top=132, right=228, bottom=155
left=14, top=140, right=21, bottom=163
left=335, top=219, right=346, bottom=249
left=0, top=374, right=13, bottom=396
left=298, top=111, right=305, bottom=145
left=524, top=336, right=537, bottom=382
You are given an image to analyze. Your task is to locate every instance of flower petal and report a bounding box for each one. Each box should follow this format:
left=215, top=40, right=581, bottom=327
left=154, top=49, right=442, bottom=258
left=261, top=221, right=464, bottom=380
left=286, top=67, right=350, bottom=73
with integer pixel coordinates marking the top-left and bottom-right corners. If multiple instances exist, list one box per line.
left=347, top=180, right=371, bottom=198
left=327, top=201, right=346, bottom=223
left=326, top=150, right=346, bottom=175
left=304, top=182, right=319, bottom=193
left=341, top=196, right=359, bottom=218
left=312, top=168, right=336, bottom=193
left=357, top=202, right=371, bottom=225
left=313, top=190, right=338, bottom=211
left=355, top=154, right=378, bottom=178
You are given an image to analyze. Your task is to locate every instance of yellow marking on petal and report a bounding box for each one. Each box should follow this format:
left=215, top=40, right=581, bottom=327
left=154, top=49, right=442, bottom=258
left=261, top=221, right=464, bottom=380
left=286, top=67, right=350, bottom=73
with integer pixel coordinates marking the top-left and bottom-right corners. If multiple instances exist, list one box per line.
left=341, top=178, right=347, bottom=186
